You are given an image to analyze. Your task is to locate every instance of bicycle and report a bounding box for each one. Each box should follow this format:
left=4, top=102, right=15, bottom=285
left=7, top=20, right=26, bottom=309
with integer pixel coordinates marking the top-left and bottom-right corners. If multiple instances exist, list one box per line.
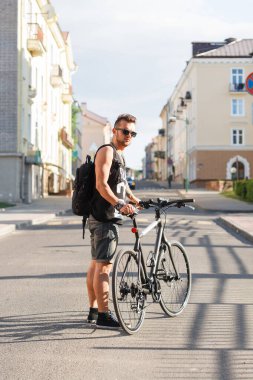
left=112, top=197, right=195, bottom=334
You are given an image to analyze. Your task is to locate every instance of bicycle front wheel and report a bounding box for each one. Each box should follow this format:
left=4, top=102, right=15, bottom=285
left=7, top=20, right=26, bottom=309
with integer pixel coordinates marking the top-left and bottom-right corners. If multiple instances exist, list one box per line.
left=112, top=249, right=146, bottom=334
left=156, top=241, right=191, bottom=317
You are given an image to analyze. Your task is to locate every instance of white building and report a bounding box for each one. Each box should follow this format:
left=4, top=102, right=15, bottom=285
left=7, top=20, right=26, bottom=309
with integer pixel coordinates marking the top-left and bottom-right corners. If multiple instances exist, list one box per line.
left=0, top=0, right=76, bottom=203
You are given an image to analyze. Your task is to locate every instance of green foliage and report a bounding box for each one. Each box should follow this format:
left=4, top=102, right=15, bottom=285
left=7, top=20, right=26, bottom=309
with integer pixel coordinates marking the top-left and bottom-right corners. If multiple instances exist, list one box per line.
left=0, top=202, right=15, bottom=208
left=71, top=103, right=80, bottom=162
left=246, top=180, right=253, bottom=202
left=234, top=179, right=253, bottom=201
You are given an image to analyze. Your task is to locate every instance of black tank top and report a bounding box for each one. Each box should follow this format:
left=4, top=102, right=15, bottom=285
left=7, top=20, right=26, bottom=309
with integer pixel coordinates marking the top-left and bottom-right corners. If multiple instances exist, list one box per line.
left=91, top=143, right=127, bottom=224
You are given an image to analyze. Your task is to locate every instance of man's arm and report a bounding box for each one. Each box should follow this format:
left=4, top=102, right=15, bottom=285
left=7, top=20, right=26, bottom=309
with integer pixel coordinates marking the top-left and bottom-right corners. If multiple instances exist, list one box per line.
left=126, top=182, right=140, bottom=205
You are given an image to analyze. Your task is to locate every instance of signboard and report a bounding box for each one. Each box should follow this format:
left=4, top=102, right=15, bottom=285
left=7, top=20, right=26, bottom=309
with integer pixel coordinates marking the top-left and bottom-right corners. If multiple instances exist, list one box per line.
left=246, top=72, right=253, bottom=95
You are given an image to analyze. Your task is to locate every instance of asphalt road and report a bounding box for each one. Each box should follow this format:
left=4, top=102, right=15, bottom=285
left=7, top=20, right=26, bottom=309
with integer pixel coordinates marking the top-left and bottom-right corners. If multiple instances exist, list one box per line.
left=0, top=189, right=253, bottom=380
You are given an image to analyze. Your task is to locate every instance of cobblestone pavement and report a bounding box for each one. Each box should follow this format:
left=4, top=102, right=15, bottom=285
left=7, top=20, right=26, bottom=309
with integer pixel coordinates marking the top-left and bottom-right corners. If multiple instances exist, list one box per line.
left=0, top=190, right=253, bottom=379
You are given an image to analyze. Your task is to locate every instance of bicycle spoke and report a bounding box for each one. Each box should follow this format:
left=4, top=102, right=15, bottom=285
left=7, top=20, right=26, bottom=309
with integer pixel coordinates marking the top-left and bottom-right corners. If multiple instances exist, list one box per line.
left=157, top=242, right=191, bottom=316
left=112, top=250, right=146, bottom=334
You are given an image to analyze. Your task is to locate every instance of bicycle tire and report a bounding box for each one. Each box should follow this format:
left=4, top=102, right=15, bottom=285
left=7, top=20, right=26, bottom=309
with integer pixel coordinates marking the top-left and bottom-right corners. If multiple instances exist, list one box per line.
left=112, top=249, right=146, bottom=334
left=156, top=241, right=191, bottom=317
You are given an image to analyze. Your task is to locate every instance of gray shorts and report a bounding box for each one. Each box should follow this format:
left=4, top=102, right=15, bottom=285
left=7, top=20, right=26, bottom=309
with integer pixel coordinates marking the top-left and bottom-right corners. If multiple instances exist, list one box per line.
left=88, top=215, right=119, bottom=263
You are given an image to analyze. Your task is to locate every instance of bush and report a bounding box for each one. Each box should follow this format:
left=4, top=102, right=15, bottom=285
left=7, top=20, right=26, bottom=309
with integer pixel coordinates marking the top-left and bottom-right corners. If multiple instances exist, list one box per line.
left=234, top=179, right=253, bottom=201
left=246, top=180, right=253, bottom=202
left=234, top=180, right=246, bottom=197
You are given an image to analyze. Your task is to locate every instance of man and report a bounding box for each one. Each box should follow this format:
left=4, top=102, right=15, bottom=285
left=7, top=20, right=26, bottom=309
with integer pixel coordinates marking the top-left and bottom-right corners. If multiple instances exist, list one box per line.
left=86, top=114, right=140, bottom=329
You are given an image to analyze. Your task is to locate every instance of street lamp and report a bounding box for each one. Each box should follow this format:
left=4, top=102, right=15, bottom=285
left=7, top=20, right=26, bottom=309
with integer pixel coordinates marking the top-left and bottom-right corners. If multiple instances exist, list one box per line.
left=169, top=113, right=189, bottom=192
left=230, top=166, right=237, bottom=189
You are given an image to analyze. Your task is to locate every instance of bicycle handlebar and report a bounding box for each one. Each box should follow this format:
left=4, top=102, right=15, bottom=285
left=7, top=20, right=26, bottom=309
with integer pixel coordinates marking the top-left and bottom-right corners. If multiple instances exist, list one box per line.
left=139, top=198, right=195, bottom=210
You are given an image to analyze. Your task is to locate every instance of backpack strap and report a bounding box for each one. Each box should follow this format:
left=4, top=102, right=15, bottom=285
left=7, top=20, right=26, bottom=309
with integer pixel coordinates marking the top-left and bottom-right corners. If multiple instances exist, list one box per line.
left=94, top=143, right=117, bottom=161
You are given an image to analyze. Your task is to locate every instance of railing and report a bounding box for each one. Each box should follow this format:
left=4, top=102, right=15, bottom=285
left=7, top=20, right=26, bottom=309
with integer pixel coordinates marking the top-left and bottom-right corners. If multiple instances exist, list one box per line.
left=27, top=23, right=44, bottom=43
left=154, top=151, right=166, bottom=159
left=25, top=146, right=42, bottom=165
left=60, top=127, right=74, bottom=149
left=62, top=84, right=73, bottom=103
left=51, top=64, right=63, bottom=78
left=27, top=23, right=45, bottom=56
left=229, top=83, right=246, bottom=92
left=51, top=65, right=63, bottom=87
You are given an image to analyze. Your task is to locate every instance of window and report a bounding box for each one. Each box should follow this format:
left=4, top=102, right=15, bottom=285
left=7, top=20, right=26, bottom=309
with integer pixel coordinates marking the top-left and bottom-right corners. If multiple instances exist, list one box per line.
left=231, top=68, right=245, bottom=91
left=231, top=99, right=244, bottom=116
left=232, top=68, right=244, bottom=85
left=232, top=129, right=244, bottom=145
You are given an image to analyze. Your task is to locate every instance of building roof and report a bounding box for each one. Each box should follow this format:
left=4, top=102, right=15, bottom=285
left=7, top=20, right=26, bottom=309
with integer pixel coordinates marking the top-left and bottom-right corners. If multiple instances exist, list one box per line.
left=62, top=31, right=69, bottom=42
left=196, top=39, right=253, bottom=58
left=81, top=103, right=109, bottom=125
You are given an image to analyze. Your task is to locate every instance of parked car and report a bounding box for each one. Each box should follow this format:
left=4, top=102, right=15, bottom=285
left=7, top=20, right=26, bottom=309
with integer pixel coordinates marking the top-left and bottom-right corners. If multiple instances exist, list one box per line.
left=127, top=176, right=136, bottom=190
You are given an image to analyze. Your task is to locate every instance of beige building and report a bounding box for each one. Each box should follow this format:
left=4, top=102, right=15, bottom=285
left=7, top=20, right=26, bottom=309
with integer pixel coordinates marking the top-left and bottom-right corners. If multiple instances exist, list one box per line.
left=163, top=38, right=253, bottom=189
left=144, top=130, right=167, bottom=180
left=80, top=103, right=111, bottom=160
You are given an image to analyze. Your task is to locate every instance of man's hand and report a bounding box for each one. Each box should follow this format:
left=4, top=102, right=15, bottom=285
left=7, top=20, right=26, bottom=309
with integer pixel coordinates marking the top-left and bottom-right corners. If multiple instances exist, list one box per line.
left=119, top=203, right=136, bottom=215
left=129, top=197, right=143, bottom=210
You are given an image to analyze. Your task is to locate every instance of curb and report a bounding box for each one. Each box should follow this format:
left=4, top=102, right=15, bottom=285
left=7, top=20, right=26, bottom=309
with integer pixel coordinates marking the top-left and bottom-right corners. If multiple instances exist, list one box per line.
left=0, top=208, right=73, bottom=239
left=218, top=217, right=253, bottom=244
left=177, top=190, right=253, bottom=213
left=0, top=224, right=16, bottom=238
left=15, top=214, right=56, bottom=229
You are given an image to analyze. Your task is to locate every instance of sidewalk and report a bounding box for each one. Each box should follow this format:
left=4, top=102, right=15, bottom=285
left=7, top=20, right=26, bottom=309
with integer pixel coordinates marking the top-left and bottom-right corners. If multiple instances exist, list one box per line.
left=0, top=196, right=72, bottom=239
left=178, top=188, right=253, bottom=243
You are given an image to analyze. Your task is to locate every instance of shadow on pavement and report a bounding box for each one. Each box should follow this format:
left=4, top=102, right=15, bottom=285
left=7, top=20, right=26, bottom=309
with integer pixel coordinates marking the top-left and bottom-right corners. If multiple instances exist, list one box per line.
left=0, top=311, right=125, bottom=344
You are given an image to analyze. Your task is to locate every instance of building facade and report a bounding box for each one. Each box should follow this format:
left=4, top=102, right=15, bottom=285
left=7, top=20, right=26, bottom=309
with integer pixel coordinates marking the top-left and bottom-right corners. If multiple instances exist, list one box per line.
left=144, top=130, right=167, bottom=181
left=0, top=0, right=75, bottom=203
left=80, top=103, right=111, bottom=161
left=71, top=102, right=83, bottom=177
left=163, top=38, right=253, bottom=189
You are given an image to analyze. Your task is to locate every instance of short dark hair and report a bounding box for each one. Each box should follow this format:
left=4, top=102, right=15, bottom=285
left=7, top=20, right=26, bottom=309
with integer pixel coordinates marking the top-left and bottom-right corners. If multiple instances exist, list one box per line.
left=114, top=114, right=136, bottom=128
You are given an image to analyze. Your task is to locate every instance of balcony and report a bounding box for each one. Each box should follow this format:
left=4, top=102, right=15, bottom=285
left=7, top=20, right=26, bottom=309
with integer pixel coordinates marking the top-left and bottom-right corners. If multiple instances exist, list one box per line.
left=62, top=84, right=73, bottom=104
left=25, top=147, right=42, bottom=165
left=50, top=65, right=63, bottom=87
left=60, top=127, right=74, bottom=149
left=229, top=83, right=246, bottom=92
left=154, top=151, right=165, bottom=159
left=27, top=23, right=45, bottom=56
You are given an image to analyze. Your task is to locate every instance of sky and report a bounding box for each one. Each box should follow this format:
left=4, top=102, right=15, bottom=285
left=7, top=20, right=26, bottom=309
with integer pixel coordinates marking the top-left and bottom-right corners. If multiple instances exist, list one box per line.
left=52, top=0, right=253, bottom=170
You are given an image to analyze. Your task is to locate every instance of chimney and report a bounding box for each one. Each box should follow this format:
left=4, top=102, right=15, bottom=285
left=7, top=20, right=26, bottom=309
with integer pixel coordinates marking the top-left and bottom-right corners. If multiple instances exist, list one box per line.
left=224, top=37, right=237, bottom=44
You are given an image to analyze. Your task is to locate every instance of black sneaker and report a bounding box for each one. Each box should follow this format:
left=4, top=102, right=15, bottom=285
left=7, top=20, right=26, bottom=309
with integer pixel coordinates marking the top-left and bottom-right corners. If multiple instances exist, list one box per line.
left=96, top=311, right=121, bottom=330
left=86, top=307, right=98, bottom=324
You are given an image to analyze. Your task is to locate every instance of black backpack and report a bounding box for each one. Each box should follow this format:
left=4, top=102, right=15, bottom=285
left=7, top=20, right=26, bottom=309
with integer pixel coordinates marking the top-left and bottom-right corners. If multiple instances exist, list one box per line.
left=72, top=154, right=95, bottom=238
left=72, top=144, right=115, bottom=238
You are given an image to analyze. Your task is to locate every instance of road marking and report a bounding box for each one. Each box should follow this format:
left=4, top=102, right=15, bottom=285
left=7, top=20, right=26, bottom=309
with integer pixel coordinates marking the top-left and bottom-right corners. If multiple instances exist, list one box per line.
left=177, top=220, right=189, bottom=224
left=197, top=221, right=213, bottom=225
left=136, top=218, right=149, bottom=222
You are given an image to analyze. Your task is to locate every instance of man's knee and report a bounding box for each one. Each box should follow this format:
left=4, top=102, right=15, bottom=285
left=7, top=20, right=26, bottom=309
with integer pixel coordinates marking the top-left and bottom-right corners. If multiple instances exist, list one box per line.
left=95, top=261, right=112, bottom=274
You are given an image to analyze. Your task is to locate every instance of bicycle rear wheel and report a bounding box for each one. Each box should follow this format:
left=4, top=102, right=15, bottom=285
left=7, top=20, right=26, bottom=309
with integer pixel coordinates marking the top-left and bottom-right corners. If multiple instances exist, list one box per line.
left=112, top=249, right=146, bottom=334
left=156, top=241, right=191, bottom=317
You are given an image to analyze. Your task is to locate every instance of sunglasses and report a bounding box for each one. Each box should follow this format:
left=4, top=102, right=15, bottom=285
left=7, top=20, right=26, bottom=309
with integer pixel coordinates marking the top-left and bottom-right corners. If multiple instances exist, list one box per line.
left=115, top=128, right=137, bottom=138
